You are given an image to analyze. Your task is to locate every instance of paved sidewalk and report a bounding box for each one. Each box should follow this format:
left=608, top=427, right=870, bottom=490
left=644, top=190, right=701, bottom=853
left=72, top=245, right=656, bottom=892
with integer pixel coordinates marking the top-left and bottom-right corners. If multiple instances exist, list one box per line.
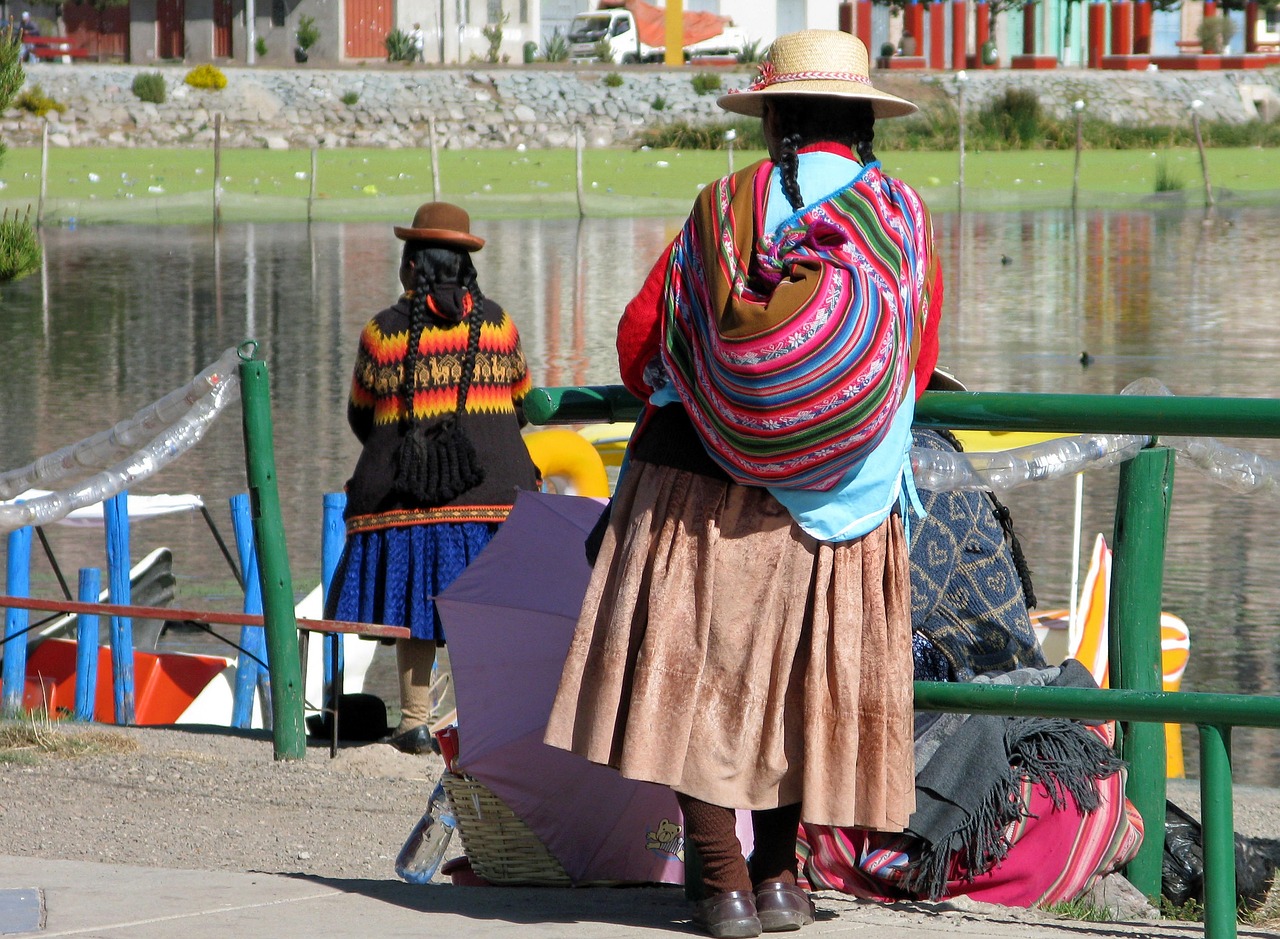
left=3, top=854, right=1275, bottom=939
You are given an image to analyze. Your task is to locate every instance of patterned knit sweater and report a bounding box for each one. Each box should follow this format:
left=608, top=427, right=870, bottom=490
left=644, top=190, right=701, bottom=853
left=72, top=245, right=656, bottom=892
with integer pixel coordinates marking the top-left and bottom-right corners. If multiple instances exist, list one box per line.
left=342, top=294, right=538, bottom=533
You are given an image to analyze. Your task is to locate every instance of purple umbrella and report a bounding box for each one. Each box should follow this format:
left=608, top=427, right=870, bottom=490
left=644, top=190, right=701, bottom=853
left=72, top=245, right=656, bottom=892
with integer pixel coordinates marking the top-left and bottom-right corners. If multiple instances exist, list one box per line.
left=436, top=490, right=710, bottom=885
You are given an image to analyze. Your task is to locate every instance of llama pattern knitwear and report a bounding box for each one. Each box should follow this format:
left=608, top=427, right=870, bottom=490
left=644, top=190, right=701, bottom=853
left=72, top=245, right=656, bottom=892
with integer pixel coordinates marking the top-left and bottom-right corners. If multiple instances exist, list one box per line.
left=341, top=293, right=538, bottom=533
left=351, top=298, right=531, bottom=426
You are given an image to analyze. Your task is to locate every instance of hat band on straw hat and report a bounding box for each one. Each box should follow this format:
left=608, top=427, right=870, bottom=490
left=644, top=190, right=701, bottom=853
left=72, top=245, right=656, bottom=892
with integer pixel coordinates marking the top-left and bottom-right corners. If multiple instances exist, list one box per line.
left=747, top=62, right=874, bottom=92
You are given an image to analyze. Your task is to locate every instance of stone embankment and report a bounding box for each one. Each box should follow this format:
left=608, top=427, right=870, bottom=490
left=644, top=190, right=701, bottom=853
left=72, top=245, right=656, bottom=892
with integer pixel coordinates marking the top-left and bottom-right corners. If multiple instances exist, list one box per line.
left=2, top=61, right=1278, bottom=150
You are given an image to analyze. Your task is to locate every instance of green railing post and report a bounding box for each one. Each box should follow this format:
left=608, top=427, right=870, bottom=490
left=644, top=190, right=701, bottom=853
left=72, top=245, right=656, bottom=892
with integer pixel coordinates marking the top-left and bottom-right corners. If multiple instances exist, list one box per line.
left=1110, top=445, right=1174, bottom=899
left=1199, top=723, right=1237, bottom=939
left=238, top=348, right=307, bottom=761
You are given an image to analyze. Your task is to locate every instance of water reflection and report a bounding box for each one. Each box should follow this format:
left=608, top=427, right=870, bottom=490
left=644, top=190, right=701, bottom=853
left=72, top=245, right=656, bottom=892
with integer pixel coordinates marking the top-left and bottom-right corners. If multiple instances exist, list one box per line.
left=3, top=207, right=1280, bottom=782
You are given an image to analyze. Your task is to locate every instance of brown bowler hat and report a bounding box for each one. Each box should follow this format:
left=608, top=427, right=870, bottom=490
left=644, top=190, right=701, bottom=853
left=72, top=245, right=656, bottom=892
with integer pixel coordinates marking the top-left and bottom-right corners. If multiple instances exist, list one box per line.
left=393, top=201, right=485, bottom=251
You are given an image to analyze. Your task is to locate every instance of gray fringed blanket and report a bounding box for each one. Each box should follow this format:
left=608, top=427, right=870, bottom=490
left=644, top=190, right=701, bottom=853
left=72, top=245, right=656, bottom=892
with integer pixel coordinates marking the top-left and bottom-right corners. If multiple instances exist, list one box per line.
left=902, top=660, right=1127, bottom=899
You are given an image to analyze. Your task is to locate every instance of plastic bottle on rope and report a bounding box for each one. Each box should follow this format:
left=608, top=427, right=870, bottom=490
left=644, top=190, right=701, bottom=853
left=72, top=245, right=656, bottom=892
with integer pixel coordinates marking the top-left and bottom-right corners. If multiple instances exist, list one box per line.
left=395, top=778, right=456, bottom=884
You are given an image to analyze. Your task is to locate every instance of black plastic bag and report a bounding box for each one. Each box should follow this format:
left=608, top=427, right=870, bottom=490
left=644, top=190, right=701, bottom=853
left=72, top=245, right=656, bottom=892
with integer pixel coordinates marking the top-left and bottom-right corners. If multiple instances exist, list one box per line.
left=1162, top=799, right=1276, bottom=908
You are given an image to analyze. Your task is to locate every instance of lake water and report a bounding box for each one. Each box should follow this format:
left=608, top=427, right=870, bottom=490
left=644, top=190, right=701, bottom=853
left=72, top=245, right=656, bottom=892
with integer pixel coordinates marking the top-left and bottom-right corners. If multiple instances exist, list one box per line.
left=4, top=206, right=1280, bottom=784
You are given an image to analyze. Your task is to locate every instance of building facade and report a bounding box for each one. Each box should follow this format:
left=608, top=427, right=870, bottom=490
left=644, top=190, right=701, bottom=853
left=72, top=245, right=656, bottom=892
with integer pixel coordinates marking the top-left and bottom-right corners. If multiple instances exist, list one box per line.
left=35, top=0, right=1267, bottom=70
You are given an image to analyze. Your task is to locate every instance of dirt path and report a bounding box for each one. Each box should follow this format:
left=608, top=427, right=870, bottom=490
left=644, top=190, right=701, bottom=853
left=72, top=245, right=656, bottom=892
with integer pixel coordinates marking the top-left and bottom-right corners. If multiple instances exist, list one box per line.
left=2, top=719, right=1279, bottom=928
left=0, top=722, right=455, bottom=880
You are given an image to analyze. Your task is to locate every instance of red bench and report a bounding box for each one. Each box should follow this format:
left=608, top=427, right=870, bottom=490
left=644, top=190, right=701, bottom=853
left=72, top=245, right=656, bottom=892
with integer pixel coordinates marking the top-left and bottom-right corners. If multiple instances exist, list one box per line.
left=24, top=36, right=91, bottom=61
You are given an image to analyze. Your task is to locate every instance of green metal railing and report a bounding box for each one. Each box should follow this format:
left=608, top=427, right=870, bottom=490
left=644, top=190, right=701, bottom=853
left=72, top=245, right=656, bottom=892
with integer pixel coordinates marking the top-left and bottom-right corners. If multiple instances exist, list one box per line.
left=526, top=385, right=1280, bottom=939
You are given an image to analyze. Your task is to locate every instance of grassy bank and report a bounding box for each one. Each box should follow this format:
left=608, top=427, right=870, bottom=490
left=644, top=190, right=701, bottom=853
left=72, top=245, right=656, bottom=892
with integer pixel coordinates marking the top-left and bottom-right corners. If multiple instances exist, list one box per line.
left=0, top=144, right=1276, bottom=225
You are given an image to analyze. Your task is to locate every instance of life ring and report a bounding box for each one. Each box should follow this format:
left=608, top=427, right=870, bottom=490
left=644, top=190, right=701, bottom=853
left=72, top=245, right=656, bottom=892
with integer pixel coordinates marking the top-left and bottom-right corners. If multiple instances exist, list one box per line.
left=576, top=422, right=636, bottom=469
left=523, top=429, right=611, bottom=499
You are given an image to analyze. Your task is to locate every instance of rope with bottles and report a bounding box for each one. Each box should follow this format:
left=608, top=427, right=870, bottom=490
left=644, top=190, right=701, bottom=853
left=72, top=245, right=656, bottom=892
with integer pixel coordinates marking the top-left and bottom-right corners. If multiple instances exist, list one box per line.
left=4, top=356, right=1279, bottom=538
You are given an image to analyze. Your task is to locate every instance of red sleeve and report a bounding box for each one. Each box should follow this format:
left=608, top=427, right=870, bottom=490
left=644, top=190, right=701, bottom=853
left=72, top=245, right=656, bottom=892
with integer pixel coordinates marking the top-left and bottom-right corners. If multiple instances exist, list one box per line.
left=913, top=249, right=944, bottom=399
left=617, top=241, right=674, bottom=399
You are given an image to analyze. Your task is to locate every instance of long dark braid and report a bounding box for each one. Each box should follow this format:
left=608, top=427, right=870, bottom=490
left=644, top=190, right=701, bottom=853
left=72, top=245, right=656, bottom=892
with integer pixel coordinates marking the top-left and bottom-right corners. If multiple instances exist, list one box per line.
left=772, top=99, right=878, bottom=213
left=456, top=256, right=485, bottom=416
left=854, top=131, right=877, bottom=168
left=778, top=133, right=804, bottom=211
left=394, top=243, right=487, bottom=504
left=400, top=243, right=479, bottom=426
left=399, top=245, right=435, bottom=434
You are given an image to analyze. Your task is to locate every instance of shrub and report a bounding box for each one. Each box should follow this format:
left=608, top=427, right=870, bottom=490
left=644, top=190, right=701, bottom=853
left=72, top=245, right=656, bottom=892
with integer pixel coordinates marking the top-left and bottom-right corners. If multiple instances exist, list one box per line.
left=0, top=208, right=41, bottom=283
left=254, top=36, right=267, bottom=57
left=880, top=41, right=896, bottom=58
left=385, top=28, right=416, bottom=62
left=594, top=38, right=614, bottom=63
left=690, top=72, right=722, bottom=96
left=295, top=14, right=320, bottom=52
left=341, top=90, right=359, bottom=106
left=131, top=71, right=166, bottom=104
left=651, top=94, right=668, bottom=111
left=974, top=87, right=1043, bottom=148
left=481, top=13, right=508, bottom=64
left=184, top=63, right=227, bottom=90
left=1153, top=158, right=1185, bottom=192
left=1196, top=15, right=1235, bottom=54
left=0, top=26, right=21, bottom=109
left=540, top=29, right=569, bottom=63
left=630, top=97, right=1280, bottom=154
left=635, top=118, right=764, bottom=150
left=602, top=71, right=624, bottom=88
left=15, top=84, right=65, bottom=117
left=0, top=31, right=31, bottom=285
left=737, top=38, right=763, bottom=64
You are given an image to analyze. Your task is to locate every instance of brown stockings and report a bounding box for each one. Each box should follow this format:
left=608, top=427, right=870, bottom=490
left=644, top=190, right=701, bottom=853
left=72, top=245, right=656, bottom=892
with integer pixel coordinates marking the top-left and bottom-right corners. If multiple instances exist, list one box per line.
left=677, top=793, right=802, bottom=897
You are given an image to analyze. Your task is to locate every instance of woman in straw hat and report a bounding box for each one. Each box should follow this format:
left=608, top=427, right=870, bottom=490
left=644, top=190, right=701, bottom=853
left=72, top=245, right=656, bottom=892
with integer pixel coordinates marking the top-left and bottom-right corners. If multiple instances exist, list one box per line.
left=327, top=202, right=539, bottom=754
left=546, top=30, right=942, bottom=936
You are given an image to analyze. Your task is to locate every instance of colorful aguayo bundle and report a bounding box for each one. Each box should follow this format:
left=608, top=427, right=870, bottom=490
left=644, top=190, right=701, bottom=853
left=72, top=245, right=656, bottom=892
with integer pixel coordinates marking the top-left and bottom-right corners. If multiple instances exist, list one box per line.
left=661, top=160, right=935, bottom=490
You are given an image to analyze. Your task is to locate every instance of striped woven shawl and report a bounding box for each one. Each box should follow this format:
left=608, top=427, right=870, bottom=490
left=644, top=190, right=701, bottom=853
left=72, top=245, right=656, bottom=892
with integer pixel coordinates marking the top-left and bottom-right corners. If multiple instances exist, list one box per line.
left=661, top=159, right=936, bottom=490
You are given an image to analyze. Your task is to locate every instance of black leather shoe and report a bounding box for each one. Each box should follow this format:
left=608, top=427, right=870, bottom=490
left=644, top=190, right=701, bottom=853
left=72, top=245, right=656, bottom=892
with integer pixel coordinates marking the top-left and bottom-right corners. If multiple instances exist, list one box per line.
left=691, top=889, right=761, bottom=938
left=754, top=882, right=815, bottom=932
left=386, top=725, right=436, bottom=755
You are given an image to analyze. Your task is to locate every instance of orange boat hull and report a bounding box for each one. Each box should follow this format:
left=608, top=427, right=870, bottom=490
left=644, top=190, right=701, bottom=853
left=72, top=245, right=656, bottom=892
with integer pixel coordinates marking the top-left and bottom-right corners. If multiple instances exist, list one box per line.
left=23, top=638, right=231, bottom=725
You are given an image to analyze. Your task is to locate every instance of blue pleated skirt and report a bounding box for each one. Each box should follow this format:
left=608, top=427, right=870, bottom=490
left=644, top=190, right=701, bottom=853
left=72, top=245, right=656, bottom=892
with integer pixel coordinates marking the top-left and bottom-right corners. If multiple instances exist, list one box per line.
left=325, top=522, right=499, bottom=641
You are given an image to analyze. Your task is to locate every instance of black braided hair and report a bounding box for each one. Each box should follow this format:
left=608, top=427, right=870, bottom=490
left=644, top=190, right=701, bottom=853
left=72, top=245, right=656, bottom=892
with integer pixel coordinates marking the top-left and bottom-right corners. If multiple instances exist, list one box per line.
left=393, top=242, right=488, bottom=504
left=771, top=98, right=877, bottom=213
left=399, top=243, right=486, bottom=430
left=778, top=133, right=804, bottom=212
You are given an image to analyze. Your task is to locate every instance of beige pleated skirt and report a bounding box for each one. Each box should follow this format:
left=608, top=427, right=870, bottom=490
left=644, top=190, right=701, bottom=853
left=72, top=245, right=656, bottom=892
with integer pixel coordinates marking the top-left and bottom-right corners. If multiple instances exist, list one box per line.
left=544, top=460, right=916, bottom=831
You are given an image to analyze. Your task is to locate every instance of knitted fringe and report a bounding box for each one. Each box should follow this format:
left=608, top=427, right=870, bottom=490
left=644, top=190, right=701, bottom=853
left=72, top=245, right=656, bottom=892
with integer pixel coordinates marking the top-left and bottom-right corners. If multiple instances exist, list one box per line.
left=395, top=418, right=485, bottom=505
left=1004, top=717, right=1126, bottom=814
left=900, top=718, right=1127, bottom=899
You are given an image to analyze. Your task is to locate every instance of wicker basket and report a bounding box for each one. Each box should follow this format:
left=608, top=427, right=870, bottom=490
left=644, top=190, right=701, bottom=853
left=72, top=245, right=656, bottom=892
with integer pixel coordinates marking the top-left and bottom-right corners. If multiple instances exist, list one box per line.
left=441, top=772, right=572, bottom=886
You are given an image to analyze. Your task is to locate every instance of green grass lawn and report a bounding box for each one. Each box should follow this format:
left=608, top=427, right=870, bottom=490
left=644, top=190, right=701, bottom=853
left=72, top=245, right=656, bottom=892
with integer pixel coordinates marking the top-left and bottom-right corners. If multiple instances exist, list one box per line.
left=0, top=144, right=1275, bottom=225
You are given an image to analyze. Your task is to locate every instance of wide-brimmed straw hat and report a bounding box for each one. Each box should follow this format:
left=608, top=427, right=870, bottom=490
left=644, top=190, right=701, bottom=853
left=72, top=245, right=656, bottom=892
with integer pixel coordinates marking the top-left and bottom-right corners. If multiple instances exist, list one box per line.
left=393, top=201, right=485, bottom=251
left=718, top=30, right=918, bottom=120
